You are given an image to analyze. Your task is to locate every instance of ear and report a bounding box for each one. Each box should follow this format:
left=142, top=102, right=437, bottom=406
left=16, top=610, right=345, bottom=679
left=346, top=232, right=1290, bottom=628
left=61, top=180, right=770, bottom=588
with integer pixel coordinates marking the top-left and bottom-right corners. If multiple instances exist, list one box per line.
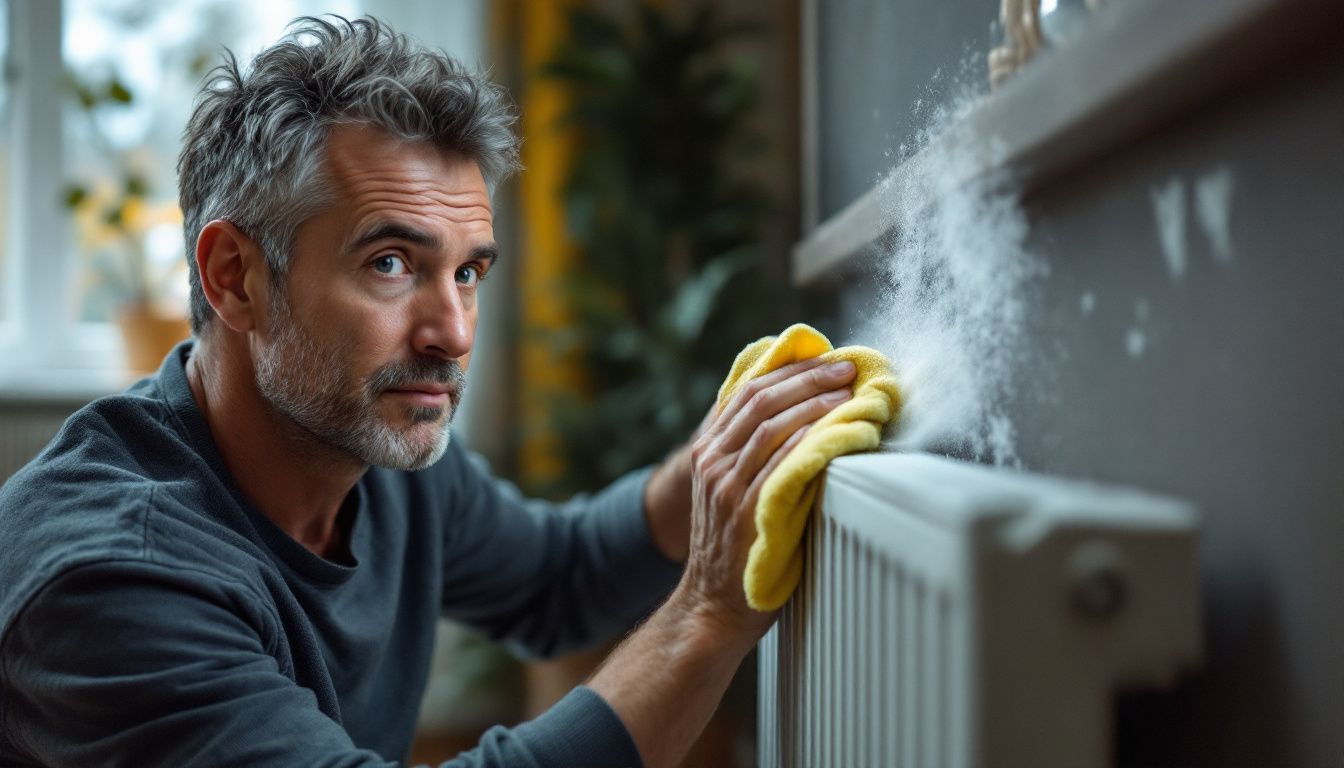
left=194, top=220, right=271, bottom=334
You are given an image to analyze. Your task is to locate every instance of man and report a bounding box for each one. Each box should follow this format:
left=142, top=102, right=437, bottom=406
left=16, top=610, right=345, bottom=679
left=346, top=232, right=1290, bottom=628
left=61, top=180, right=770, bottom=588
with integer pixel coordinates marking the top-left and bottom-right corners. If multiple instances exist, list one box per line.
left=0, top=17, right=855, bottom=767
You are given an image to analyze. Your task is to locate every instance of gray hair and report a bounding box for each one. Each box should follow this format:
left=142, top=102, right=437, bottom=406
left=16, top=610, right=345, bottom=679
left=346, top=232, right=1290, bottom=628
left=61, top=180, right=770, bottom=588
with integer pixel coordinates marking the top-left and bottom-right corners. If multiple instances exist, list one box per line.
left=177, top=15, right=521, bottom=335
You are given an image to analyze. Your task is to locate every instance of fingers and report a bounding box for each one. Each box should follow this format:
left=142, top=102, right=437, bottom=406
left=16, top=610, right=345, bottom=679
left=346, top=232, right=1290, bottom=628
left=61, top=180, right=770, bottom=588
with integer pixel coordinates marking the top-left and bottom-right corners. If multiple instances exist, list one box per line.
left=734, top=385, right=850, bottom=483
left=680, top=353, right=859, bottom=639
left=742, top=421, right=810, bottom=513
left=714, top=360, right=856, bottom=454
left=715, top=356, right=830, bottom=423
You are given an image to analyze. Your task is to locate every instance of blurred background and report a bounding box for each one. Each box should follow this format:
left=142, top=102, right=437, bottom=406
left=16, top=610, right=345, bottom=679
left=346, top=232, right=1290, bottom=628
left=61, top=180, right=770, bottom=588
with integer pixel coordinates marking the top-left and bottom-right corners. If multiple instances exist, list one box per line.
left=2, top=0, right=1341, bottom=766
left=0, top=1, right=803, bottom=765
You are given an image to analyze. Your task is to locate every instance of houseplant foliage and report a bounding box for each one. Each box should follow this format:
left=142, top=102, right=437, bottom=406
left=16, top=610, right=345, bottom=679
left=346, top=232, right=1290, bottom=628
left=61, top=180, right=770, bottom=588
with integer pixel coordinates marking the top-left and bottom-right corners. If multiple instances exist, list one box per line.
left=539, top=2, right=781, bottom=497
left=63, top=67, right=191, bottom=373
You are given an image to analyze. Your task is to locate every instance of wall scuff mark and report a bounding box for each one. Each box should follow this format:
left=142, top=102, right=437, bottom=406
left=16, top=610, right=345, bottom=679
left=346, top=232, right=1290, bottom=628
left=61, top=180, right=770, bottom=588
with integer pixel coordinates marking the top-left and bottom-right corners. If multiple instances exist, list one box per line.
left=1196, top=166, right=1237, bottom=264
left=1152, top=177, right=1189, bottom=283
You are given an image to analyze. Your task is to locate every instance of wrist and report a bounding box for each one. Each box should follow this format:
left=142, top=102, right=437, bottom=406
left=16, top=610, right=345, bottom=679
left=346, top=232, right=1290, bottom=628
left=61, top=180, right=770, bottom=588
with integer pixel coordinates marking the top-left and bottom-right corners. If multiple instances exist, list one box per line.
left=588, top=579, right=756, bottom=768
left=662, top=582, right=763, bottom=660
left=643, top=444, right=693, bottom=562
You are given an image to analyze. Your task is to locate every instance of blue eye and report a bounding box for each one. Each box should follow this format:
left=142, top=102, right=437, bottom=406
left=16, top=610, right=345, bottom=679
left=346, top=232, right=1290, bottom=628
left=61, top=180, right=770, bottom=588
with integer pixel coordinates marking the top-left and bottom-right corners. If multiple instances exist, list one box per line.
left=456, top=265, right=482, bottom=287
left=372, top=254, right=409, bottom=276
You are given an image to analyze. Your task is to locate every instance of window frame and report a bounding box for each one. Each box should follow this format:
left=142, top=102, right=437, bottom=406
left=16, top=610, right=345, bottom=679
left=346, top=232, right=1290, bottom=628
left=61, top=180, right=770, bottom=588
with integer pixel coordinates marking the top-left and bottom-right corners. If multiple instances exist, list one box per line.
left=2, top=0, right=126, bottom=397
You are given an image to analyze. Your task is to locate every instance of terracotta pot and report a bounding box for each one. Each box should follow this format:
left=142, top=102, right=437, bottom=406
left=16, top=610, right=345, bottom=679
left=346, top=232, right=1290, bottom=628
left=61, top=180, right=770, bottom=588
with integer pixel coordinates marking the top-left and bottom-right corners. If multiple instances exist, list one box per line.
left=117, top=302, right=191, bottom=375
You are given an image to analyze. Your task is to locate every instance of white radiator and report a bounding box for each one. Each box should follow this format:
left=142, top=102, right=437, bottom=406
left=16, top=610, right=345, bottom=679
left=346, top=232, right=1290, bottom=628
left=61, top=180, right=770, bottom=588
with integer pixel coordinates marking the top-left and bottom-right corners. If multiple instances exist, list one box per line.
left=758, top=453, right=1200, bottom=768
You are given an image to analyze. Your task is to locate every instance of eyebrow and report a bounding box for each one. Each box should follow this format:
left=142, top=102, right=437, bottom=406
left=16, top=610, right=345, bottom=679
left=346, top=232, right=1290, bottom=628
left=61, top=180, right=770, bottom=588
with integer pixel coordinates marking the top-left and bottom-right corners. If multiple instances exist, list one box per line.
left=470, top=243, right=500, bottom=267
left=346, top=221, right=499, bottom=266
left=347, top=222, right=441, bottom=254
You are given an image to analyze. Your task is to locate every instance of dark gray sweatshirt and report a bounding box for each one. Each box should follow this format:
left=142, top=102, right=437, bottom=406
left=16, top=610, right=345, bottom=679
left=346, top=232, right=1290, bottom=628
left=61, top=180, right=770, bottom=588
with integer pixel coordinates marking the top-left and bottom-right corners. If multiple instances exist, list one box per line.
left=0, top=342, right=682, bottom=767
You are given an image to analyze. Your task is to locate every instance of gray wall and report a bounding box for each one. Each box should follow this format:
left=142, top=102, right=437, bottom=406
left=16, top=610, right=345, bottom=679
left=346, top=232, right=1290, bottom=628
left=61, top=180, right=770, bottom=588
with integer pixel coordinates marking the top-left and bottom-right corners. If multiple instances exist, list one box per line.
left=1012, top=47, right=1343, bottom=766
left=814, top=2, right=1342, bottom=765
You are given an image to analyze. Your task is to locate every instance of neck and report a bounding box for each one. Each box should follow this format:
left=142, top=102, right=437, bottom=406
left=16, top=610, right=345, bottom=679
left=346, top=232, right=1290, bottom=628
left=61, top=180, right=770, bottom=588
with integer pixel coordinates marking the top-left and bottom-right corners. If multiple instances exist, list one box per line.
left=186, top=334, right=365, bottom=561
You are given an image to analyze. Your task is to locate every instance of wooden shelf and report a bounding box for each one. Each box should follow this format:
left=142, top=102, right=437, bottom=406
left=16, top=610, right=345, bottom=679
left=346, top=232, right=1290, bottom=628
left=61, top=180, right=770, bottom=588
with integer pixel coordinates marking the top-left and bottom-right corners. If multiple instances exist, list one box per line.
left=792, top=0, right=1343, bottom=285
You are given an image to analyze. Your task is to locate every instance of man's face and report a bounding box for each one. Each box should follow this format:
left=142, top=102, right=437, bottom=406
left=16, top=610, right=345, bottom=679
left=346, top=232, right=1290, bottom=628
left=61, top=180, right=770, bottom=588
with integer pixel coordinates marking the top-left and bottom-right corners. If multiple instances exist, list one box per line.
left=253, top=125, right=496, bottom=471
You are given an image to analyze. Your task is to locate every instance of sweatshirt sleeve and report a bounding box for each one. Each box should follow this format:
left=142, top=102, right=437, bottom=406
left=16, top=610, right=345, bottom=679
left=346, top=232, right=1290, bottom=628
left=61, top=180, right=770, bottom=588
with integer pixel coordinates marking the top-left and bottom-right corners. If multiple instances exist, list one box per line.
left=0, top=561, right=642, bottom=768
left=435, top=440, right=684, bottom=659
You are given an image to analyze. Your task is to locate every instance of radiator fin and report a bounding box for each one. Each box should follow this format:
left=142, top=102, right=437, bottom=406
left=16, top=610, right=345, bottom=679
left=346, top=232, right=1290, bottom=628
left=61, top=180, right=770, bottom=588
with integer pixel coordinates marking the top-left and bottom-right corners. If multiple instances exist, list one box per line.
left=761, top=505, right=957, bottom=767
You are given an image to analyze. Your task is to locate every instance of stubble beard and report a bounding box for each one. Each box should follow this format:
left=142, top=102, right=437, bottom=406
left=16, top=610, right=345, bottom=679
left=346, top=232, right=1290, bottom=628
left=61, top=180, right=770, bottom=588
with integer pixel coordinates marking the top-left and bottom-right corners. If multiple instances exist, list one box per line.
left=253, top=291, right=465, bottom=471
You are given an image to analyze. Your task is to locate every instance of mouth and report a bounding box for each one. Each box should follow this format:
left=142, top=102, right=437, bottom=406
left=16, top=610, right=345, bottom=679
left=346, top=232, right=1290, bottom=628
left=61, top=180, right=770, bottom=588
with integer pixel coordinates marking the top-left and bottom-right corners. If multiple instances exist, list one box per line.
left=383, top=384, right=456, bottom=409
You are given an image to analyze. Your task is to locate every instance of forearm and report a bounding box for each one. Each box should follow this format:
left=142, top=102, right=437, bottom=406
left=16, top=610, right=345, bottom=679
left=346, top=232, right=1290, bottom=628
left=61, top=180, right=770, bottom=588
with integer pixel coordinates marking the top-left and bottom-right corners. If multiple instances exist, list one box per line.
left=605, top=357, right=850, bottom=765
left=586, top=587, right=752, bottom=768
left=445, top=454, right=682, bottom=658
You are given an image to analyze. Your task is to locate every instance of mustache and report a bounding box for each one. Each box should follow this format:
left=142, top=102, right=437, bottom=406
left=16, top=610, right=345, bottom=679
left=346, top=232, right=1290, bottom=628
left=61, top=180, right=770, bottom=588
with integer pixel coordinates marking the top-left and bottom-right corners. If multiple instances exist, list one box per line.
left=366, top=357, right=466, bottom=402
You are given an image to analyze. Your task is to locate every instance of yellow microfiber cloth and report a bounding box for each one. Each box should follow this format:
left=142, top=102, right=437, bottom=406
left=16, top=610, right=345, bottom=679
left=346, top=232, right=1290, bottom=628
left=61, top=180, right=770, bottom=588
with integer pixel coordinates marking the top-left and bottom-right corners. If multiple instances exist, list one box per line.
left=717, top=323, right=902, bottom=611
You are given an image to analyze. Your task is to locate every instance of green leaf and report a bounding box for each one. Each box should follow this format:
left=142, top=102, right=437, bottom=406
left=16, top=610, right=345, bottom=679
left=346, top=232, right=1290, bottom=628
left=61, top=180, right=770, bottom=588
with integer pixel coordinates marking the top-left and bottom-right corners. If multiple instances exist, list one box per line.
left=603, top=327, right=646, bottom=361
left=661, top=247, right=757, bottom=342
left=63, top=184, right=88, bottom=208
left=188, top=50, right=214, bottom=76
left=75, top=84, right=98, bottom=110
left=124, top=174, right=149, bottom=197
left=106, top=78, right=133, bottom=104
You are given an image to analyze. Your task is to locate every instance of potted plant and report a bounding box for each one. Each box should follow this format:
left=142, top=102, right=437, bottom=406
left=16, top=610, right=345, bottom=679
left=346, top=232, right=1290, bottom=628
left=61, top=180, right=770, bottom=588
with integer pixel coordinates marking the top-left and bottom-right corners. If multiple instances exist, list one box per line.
left=64, top=72, right=190, bottom=375
left=537, top=2, right=782, bottom=498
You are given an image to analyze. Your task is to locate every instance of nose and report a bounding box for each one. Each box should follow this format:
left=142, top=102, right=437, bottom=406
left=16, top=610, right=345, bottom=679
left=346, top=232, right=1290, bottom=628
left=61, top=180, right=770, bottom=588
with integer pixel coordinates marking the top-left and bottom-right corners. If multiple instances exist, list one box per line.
left=411, top=273, right=475, bottom=362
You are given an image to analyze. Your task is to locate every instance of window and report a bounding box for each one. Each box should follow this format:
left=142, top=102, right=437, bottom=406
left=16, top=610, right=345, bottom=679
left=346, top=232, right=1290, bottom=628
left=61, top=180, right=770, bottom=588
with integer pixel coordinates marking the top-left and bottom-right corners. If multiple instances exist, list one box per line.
left=61, top=0, right=369, bottom=325
left=0, top=0, right=481, bottom=392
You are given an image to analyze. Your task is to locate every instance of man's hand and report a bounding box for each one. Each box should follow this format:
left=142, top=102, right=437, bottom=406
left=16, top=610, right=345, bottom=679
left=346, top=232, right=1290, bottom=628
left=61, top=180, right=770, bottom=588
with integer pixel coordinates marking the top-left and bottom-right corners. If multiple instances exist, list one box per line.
left=590, top=354, right=855, bottom=768
left=675, top=355, right=855, bottom=646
